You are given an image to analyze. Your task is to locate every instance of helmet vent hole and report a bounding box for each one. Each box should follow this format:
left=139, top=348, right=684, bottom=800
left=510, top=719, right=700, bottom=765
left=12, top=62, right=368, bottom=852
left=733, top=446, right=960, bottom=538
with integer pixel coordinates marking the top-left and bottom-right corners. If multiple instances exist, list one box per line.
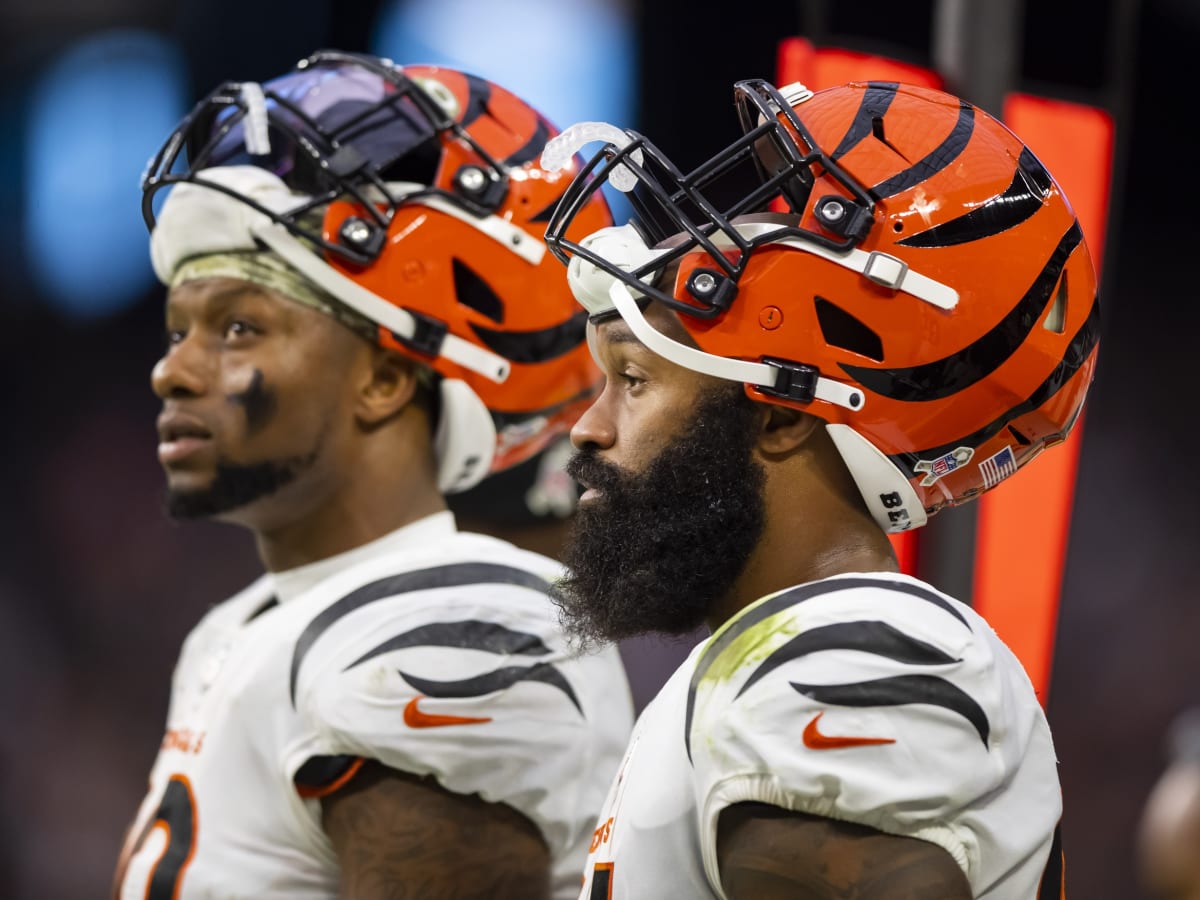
left=1007, top=425, right=1033, bottom=447
left=871, top=117, right=907, bottom=160
left=892, top=221, right=904, bottom=233
left=1043, top=273, right=1068, bottom=334
left=815, top=297, right=883, bottom=361
left=452, top=258, right=505, bottom=323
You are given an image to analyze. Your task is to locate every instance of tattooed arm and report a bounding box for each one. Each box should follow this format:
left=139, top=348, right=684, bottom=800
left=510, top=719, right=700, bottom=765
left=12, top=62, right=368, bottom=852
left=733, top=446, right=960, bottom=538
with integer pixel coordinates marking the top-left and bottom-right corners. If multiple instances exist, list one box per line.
left=717, top=803, right=973, bottom=900
left=322, top=761, right=552, bottom=900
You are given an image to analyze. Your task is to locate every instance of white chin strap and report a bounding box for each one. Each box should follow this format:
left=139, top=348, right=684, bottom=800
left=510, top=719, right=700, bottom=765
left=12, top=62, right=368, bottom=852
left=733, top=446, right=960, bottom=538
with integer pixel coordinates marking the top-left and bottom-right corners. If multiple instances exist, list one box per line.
left=608, top=281, right=865, bottom=411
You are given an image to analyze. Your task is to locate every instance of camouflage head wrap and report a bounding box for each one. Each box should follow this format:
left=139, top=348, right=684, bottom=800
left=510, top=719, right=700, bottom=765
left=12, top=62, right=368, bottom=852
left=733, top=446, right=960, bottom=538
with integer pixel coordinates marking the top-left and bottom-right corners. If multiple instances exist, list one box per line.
left=169, top=248, right=378, bottom=343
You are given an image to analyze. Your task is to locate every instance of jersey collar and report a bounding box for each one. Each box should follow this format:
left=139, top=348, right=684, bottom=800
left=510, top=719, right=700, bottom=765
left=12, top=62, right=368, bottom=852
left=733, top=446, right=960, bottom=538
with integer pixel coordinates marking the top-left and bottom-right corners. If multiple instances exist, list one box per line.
left=268, top=511, right=458, bottom=605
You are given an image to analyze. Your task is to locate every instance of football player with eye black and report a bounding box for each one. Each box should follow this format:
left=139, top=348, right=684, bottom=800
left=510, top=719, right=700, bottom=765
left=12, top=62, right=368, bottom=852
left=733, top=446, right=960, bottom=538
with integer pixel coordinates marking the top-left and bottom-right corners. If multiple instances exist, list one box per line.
left=112, top=50, right=633, bottom=900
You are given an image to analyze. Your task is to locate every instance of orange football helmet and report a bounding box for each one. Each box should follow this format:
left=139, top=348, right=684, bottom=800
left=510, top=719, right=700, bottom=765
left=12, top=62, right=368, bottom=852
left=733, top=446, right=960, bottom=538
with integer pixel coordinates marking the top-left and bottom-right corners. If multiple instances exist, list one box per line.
left=143, top=50, right=611, bottom=489
left=544, top=80, right=1099, bottom=532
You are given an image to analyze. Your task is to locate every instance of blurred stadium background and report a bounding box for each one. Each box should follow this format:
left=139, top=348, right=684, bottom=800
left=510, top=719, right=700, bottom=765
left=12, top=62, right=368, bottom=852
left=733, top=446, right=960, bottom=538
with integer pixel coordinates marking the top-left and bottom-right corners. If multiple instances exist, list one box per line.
left=0, top=0, right=1195, bottom=896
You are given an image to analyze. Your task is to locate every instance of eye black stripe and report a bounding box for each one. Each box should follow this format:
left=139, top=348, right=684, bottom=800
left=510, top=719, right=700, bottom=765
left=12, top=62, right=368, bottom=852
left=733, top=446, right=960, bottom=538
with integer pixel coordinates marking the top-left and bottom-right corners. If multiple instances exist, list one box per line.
left=469, top=310, right=589, bottom=363
left=399, top=663, right=582, bottom=712
left=871, top=100, right=975, bottom=199
left=290, top=564, right=552, bottom=705
left=343, top=621, right=551, bottom=673
left=899, top=148, right=1055, bottom=248
left=735, top=621, right=959, bottom=701
left=830, top=82, right=900, bottom=161
left=889, top=293, right=1100, bottom=477
left=684, top=576, right=969, bottom=759
left=840, top=221, right=1083, bottom=402
left=791, top=674, right=990, bottom=744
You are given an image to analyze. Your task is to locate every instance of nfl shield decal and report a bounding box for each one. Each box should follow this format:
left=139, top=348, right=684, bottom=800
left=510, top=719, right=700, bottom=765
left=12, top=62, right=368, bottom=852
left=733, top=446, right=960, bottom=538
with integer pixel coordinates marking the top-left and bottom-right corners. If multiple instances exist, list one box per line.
left=913, top=446, right=974, bottom=486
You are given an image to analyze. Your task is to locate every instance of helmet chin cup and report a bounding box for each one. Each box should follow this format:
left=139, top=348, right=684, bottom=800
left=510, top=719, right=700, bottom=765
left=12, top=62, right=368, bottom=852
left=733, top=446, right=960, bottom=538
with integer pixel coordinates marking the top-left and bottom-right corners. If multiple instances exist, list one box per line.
left=434, top=378, right=497, bottom=494
left=825, top=424, right=927, bottom=534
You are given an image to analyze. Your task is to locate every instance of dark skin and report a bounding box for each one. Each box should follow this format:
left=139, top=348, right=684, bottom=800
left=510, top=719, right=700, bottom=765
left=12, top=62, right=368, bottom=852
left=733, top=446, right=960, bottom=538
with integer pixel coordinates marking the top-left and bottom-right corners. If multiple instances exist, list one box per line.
left=147, top=277, right=551, bottom=899
left=323, top=763, right=550, bottom=900
left=572, top=303, right=972, bottom=900
left=1138, top=760, right=1200, bottom=900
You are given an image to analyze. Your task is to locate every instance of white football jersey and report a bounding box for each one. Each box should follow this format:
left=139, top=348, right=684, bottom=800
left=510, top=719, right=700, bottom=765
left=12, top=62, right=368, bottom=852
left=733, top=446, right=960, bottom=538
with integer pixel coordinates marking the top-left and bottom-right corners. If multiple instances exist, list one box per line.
left=116, top=512, right=634, bottom=899
left=579, top=572, right=1064, bottom=900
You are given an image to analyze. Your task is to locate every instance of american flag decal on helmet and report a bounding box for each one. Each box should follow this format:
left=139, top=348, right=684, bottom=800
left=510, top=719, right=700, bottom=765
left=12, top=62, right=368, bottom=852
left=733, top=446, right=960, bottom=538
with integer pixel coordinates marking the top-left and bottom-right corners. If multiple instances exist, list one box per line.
left=979, top=446, right=1018, bottom=489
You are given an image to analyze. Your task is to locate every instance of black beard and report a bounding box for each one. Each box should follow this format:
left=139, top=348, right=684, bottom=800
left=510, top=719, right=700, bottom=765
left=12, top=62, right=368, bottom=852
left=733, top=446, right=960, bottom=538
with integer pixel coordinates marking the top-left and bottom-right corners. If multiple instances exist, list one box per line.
left=165, top=453, right=316, bottom=520
left=552, top=385, right=766, bottom=646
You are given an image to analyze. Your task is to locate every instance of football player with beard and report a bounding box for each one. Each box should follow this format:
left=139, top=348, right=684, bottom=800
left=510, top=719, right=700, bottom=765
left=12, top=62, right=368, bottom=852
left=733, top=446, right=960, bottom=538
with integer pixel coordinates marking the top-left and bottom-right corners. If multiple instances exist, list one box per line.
left=541, top=79, right=1098, bottom=899
left=113, top=51, right=633, bottom=900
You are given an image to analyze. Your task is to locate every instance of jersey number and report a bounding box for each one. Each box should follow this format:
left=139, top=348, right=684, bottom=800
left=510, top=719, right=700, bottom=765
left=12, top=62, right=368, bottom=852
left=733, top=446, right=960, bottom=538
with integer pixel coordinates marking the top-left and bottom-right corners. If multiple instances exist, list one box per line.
left=117, top=774, right=198, bottom=900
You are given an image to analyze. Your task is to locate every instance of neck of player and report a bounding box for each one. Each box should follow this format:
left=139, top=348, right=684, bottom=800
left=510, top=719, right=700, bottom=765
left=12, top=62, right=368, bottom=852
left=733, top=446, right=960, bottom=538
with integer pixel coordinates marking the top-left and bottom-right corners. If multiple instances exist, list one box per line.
left=705, top=425, right=899, bottom=632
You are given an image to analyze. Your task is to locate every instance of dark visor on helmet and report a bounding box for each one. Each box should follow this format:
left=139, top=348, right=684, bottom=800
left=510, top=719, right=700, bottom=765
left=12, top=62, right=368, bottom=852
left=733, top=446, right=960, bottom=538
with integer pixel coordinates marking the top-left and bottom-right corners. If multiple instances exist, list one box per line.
left=196, top=64, right=438, bottom=192
left=141, top=50, right=507, bottom=265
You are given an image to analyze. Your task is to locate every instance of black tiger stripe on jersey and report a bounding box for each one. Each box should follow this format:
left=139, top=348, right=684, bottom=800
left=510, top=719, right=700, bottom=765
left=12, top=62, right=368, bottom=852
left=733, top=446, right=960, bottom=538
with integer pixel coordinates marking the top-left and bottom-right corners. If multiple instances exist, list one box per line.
left=244, top=594, right=279, bottom=624
left=289, top=563, right=553, bottom=705
left=830, top=83, right=900, bottom=161
left=734, top=621, right=959, bottom=701
left=400, top=663, right=583, bottom=713
left=342, top=620, right=582, bottom=715
left=898, top=147, right=1055, bottom=248
left=344, top=621, right=552, bottom=672
left=840, top=221, right=1084, bottom=402
left=791, top=673, right=991, bottom=745
left=890, top=293, right=1100, bottom=478
left=684, top=576, right=970, bottom=759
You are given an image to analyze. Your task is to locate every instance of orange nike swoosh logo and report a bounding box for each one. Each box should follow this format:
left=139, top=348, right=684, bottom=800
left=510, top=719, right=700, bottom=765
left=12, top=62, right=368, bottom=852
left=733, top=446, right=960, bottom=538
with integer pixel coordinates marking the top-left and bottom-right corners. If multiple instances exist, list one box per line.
left=403, top=696, right=493, bottom=729
left=802, top=711, right=895, bottom=749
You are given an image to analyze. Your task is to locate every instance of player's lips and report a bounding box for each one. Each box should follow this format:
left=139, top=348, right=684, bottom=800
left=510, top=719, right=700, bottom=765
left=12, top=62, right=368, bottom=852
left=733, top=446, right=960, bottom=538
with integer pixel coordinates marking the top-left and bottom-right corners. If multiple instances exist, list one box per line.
left=577, top=483, right=602, bottom=503
left=157, top=413, right=214, bottom=464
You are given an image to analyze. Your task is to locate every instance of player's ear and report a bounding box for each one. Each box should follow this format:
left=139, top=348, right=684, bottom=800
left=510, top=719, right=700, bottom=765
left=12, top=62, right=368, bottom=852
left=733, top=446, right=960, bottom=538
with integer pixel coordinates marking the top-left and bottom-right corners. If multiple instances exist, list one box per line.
left=756, top=403, right=823, bottom=456
left=356, top=346, right=420, bottom=426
